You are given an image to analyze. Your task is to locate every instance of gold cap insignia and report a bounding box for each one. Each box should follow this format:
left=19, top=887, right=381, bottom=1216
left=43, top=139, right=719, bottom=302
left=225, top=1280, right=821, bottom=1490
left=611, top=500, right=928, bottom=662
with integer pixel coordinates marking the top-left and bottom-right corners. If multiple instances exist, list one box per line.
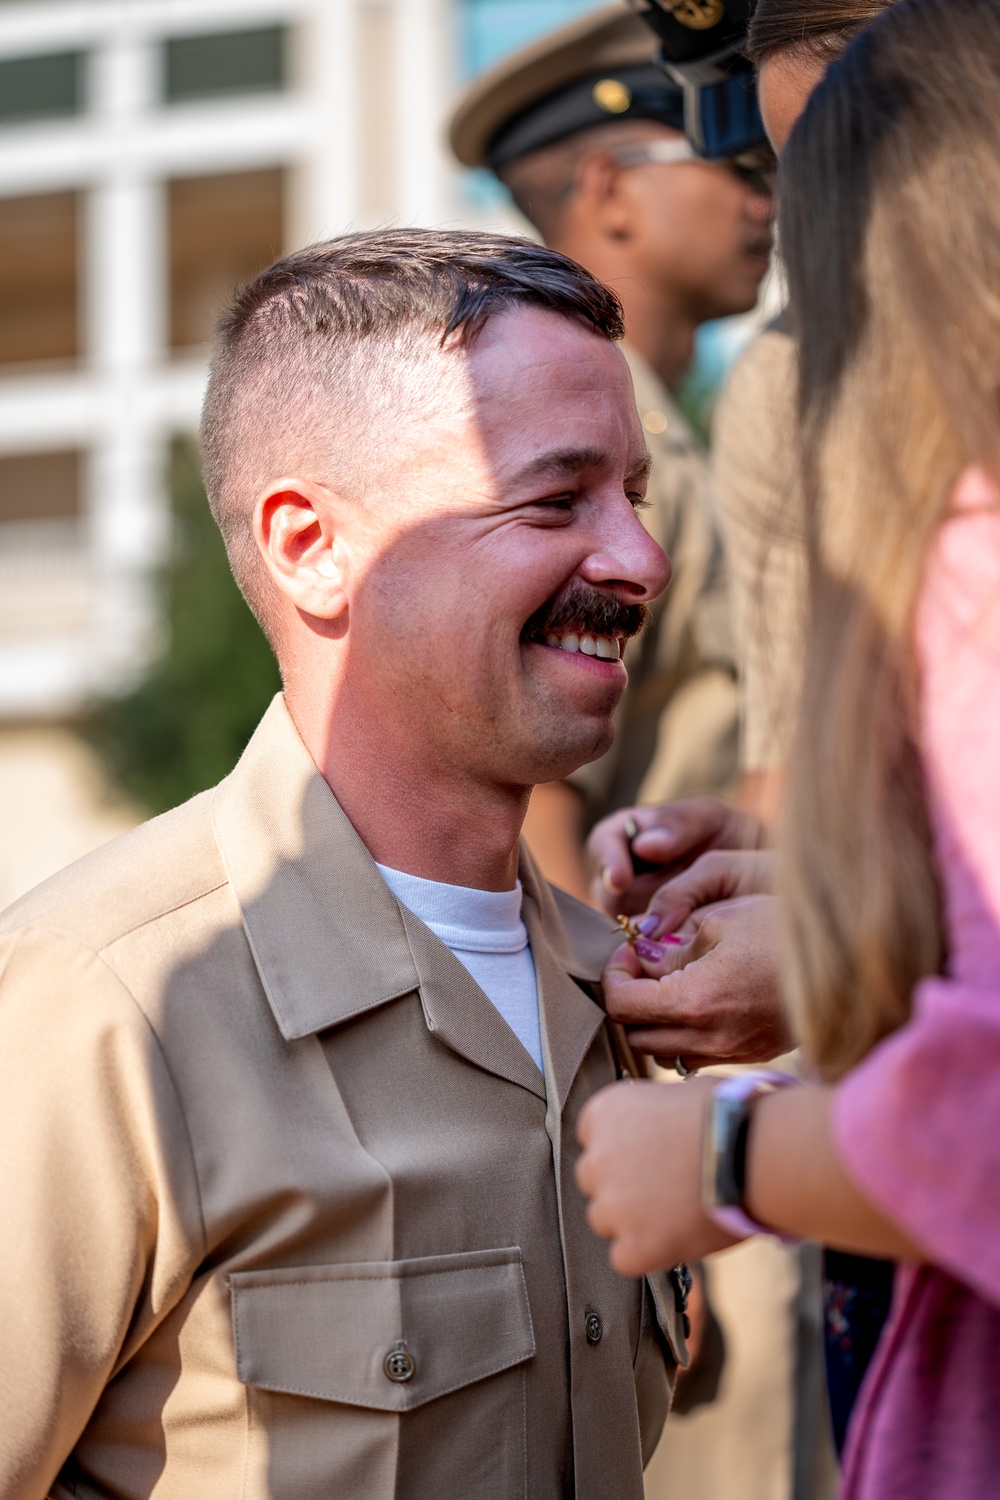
left=665, top=0, right=725, bottom=30
left=593, top=78, right=632, bottom=114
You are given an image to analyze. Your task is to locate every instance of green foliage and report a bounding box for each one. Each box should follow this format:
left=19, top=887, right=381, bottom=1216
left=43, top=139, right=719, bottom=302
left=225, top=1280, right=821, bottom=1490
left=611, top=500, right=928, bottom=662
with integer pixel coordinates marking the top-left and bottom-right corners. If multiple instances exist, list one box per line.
left=90, top=442, right=281, bottom=814
left=675, top=360, right=717, bottom=448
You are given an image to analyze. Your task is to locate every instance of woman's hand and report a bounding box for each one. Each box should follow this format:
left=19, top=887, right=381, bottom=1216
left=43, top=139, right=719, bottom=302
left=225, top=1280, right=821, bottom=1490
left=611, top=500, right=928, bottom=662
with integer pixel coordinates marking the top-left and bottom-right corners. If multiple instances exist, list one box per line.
left=576, top=1077, right=739, bottom=1275
left=604, top=894, right=793, bottom=1070
left=640, top=848, right=776, bottom=936
left=587, top=798, right=768, bottom=917
left=578, top=1077, right=927, bottom=1273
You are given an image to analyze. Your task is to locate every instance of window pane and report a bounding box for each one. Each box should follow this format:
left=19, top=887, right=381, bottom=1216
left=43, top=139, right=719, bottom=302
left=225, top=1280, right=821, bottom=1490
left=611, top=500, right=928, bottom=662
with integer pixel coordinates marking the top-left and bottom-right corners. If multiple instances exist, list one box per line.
left=0, top=450, right=81, bottom=525
left=0, top=191, right=78, bottom=366
left=168, top=168, right=285, bottom=350
left=163, top=26, right=287, bottom=104
left=0, top=51, right=83, bottom=126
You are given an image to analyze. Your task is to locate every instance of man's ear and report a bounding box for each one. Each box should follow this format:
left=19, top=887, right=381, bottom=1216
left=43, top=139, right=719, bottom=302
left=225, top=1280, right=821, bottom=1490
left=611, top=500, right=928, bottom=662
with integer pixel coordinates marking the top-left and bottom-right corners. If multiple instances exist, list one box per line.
left=576, top=149, right=633, bottom=242
left=254, top=478, right=349, bottom=622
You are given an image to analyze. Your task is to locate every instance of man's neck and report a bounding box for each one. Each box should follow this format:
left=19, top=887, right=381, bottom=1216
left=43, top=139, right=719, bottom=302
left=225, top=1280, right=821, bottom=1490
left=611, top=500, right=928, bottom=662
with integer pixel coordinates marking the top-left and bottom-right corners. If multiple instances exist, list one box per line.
left=550, top=237, right=698, bottom=392
left=620, top=299, right=697, bottom=393
left=286, top=689, right=527, bottom=892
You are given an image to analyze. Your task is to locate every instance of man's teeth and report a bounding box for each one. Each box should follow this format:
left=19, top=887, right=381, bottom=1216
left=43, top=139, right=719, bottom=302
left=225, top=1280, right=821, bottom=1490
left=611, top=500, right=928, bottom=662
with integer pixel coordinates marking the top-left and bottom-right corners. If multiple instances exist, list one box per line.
left=544, top=632, right=620, bottom=659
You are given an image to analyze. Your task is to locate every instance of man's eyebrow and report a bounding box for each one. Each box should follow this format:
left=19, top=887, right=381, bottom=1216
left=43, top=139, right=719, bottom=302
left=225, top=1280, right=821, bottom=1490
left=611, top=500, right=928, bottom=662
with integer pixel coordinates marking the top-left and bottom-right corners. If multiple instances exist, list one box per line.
left=508, top=447, right=652, bottom=488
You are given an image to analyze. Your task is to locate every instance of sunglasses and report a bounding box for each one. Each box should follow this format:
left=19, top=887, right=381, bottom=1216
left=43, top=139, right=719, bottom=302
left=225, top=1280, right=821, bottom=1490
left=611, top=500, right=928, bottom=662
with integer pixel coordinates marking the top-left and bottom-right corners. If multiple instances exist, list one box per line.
left=611, top=138, right=776, bottom=196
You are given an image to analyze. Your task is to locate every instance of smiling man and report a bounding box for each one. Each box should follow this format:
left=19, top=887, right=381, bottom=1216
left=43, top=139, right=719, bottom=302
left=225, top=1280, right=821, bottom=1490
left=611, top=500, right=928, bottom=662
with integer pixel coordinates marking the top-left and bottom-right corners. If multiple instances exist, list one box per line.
left=0, top=231, right=687, bottom=1500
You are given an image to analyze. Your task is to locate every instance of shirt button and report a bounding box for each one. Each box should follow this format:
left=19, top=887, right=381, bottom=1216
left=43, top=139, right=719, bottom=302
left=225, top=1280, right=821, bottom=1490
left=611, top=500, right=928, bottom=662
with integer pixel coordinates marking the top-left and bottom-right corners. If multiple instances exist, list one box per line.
left=585, top=1311, right=603, bottom=1345
left=383, top=1343, right=416, bottom=1383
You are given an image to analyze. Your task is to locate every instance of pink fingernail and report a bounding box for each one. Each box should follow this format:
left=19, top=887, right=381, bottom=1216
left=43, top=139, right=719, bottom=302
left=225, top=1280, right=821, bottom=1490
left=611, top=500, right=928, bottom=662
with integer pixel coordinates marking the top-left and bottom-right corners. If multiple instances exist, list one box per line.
left=635, top=938, right=668, bottom=961
left=663, top=933, right=684, bottom=947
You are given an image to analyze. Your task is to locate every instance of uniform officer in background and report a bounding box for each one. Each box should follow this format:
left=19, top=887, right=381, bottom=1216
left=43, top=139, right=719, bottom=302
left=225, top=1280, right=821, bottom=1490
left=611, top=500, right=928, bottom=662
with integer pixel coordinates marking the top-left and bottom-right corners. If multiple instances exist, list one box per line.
left=450, top=3, right=774, bottom=903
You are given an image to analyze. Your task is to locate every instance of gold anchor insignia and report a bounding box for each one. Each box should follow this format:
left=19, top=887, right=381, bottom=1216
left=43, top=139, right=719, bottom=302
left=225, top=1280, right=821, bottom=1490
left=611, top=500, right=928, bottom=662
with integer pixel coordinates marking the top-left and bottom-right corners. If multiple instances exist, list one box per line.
left=663, top=0, right=726, bottom=30
left=616, top=914, right=643, bottom=946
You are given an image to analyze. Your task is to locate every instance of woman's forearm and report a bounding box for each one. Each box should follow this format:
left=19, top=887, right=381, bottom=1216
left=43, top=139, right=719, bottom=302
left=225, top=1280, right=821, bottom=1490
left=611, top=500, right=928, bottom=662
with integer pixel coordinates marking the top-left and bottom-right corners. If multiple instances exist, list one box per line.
left=746, top=1085, right=926, bottom=1261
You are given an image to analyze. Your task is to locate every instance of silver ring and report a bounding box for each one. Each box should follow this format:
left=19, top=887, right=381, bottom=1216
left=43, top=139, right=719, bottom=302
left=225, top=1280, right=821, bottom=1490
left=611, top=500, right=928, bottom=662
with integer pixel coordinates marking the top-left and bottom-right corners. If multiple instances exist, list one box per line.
left=674, top=1056, right=690, bottom=1078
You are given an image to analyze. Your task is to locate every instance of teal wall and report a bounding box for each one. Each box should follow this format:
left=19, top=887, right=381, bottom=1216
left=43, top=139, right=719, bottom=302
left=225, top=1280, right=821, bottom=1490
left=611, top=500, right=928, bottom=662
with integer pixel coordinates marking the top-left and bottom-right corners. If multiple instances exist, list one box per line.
left=457, top=0, right=607, bottom=78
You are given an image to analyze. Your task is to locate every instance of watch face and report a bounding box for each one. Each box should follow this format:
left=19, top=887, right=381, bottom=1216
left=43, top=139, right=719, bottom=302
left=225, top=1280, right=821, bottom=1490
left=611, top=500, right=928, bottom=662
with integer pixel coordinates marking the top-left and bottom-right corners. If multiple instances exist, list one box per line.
left=704, top=1095, right=747, bottom=1207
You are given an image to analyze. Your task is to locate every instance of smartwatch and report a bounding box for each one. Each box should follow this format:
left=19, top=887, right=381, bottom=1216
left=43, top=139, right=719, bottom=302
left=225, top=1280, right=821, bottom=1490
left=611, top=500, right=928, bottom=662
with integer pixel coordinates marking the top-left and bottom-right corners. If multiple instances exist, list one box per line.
left=701, top=1070, right=801, bottom=1242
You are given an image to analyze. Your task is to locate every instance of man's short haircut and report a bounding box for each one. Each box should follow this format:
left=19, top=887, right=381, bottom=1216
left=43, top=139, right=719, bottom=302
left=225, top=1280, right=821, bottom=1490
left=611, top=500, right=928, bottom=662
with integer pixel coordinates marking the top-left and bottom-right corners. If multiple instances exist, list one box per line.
left=500, top=120, right=674, bottom=243
left=200, top=228, right=625, bottom=641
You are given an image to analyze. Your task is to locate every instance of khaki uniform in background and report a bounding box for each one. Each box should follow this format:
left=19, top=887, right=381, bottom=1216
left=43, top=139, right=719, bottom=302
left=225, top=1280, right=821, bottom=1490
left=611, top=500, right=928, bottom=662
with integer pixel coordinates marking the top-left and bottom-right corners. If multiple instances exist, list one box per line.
left=711, top=316, right=805, bottom=773
left=0, top=697, right=685, bottom=1500
left=569, top=348, right=740, bottom=824
left=700, top=323, right=840, bottom=1500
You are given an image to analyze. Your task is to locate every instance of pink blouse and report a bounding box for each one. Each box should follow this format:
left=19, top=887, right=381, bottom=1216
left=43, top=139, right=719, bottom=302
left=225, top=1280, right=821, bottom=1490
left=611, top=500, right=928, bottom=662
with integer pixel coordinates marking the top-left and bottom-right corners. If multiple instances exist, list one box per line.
left=833, top=467, right=1000, bottom=1499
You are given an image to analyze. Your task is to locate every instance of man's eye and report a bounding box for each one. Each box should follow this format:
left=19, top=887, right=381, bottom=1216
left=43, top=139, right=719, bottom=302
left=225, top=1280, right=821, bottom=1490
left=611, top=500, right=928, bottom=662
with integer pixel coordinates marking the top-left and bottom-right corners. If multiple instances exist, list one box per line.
left=629, top=493, right=652, bottom=511
left=533, top=494, right=575, bottom=512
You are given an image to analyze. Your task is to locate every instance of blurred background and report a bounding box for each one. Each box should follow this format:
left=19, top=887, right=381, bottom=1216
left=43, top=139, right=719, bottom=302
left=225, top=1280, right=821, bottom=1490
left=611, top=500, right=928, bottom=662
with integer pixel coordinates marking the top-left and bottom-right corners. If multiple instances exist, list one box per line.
left=0, top=0, right=774, bottom=905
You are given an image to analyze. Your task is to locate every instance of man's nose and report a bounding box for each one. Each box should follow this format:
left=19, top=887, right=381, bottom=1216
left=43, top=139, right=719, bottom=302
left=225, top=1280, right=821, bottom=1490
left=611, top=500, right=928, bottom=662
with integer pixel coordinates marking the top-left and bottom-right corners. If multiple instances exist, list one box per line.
left=577, top=505, right=671, bottom=603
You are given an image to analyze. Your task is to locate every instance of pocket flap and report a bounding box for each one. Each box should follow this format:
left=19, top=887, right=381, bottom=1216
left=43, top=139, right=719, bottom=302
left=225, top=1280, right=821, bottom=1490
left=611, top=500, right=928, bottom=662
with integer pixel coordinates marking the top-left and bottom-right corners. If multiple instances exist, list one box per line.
left=645, top=1270, right=690, bottom=1368
left=230, top=1246, right=535, bottom=1412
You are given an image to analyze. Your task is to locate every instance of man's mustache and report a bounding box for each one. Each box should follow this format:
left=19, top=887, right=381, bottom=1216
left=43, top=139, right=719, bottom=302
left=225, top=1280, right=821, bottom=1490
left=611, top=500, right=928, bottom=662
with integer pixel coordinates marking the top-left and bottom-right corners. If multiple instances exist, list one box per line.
left=523, top=583, right=650, bottom=643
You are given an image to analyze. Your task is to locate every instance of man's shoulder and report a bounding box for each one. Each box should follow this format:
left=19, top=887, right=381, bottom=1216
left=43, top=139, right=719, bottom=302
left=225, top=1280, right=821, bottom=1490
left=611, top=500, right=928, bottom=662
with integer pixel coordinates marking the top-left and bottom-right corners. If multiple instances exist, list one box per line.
left=716, top=319, right=797, bottom=428
left=0, top=786, right=226, bottom=956
left=712, top=319, right=799, bottom=534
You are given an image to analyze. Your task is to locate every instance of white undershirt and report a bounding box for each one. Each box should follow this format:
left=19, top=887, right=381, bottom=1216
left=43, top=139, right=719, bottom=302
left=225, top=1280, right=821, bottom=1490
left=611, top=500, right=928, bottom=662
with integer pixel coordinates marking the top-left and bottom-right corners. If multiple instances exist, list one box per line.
left=375, top=864, right=544, bottom=1075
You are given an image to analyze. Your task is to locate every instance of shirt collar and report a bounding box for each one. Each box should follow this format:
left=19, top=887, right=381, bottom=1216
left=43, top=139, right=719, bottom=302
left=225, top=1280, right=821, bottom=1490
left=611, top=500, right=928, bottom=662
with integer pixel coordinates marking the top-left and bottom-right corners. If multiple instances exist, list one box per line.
left=212, top=696, right=619, bottom=1040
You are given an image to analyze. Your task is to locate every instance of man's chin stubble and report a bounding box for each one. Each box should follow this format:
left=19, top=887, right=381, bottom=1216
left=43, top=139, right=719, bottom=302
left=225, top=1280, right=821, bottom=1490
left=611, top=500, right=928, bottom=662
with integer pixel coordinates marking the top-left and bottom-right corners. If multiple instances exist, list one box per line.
left=518, top=719, right=616, bottom=784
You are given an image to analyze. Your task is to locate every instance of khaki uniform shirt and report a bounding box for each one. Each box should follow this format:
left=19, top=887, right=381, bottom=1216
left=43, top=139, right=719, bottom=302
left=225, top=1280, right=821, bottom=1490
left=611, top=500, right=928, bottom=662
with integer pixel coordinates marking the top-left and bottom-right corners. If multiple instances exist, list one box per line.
left=711, top=319, right=805, bottom=774
left=569, top=349, right=739, bottom=823
left=0, top=697, right=685, bottom=1500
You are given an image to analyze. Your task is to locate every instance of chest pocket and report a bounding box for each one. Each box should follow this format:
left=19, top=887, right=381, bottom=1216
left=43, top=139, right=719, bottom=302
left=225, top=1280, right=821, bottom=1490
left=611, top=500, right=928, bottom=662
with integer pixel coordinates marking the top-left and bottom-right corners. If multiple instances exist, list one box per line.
left=231, top=1244, right=534, bottom=1409
left=230, top=1246, right=535, bottom=1500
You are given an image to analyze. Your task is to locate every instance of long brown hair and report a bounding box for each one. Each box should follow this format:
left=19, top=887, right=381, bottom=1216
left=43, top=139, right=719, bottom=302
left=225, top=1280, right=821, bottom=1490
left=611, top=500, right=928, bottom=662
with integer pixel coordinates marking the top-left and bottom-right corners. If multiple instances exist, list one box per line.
left=747, top=0, right=896, bottom=64
left=778, top=0, right=1000, bottom=1079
